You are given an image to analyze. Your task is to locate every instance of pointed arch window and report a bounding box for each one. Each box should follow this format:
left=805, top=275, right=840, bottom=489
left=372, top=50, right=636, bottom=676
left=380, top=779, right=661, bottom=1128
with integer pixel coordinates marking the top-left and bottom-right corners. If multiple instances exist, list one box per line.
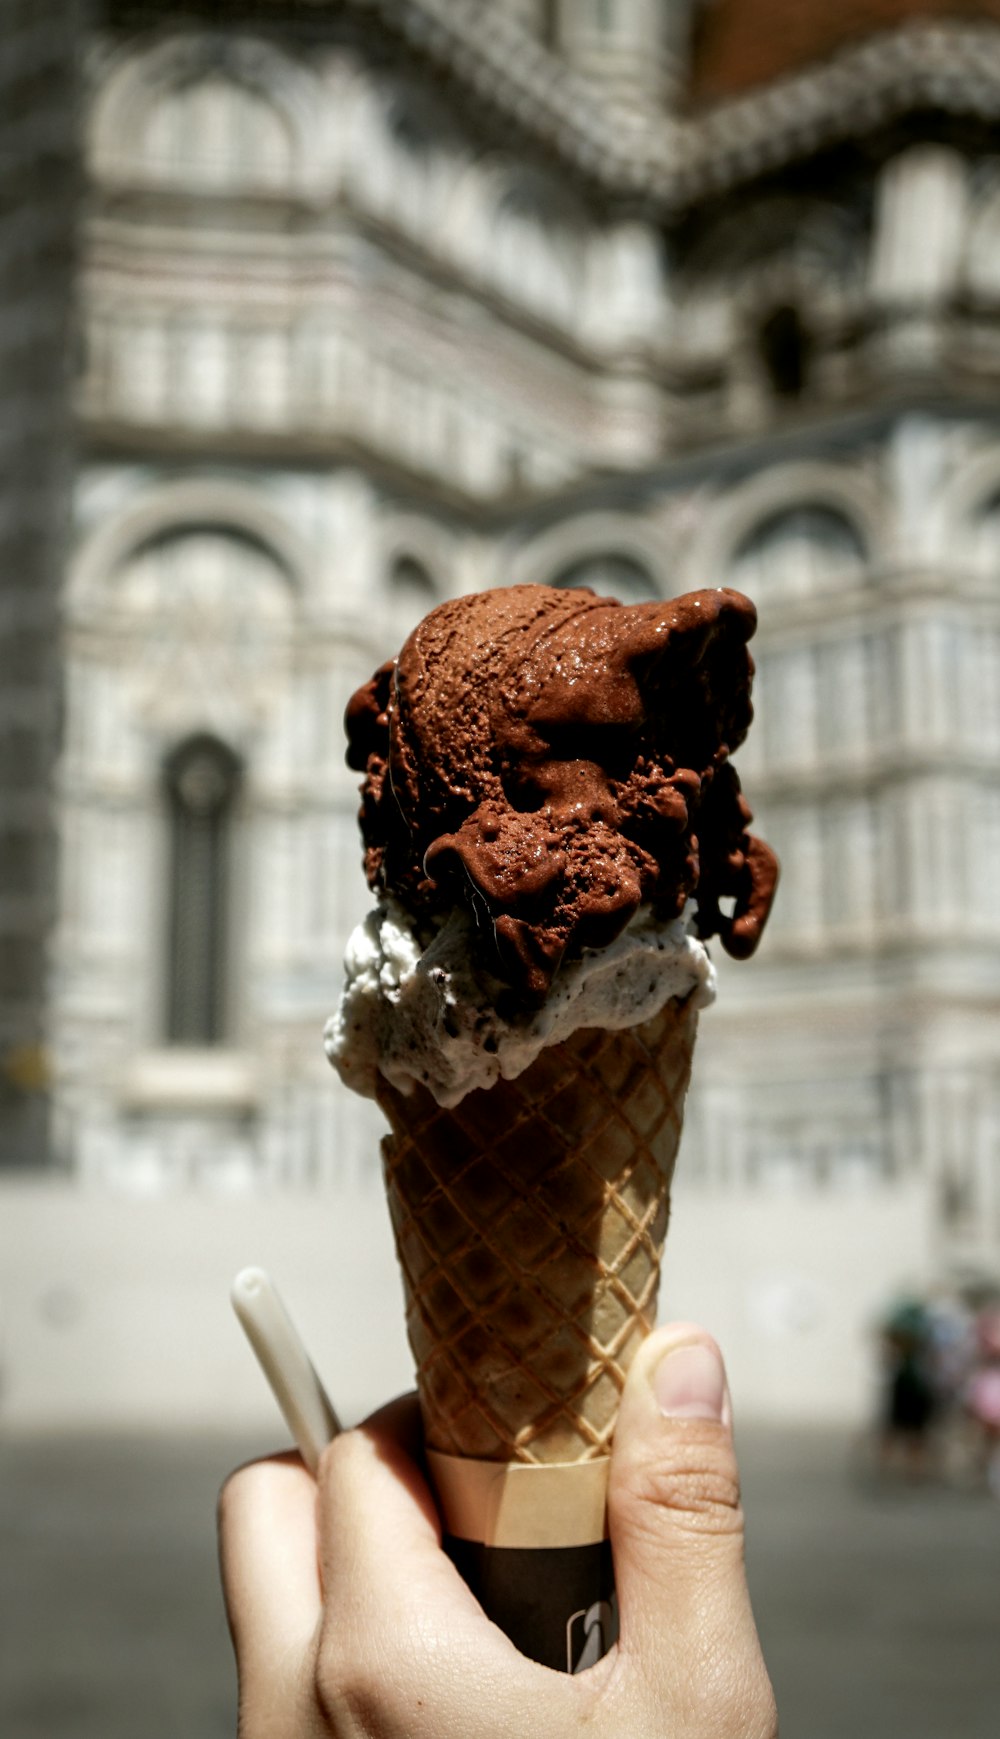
left=731, top=506, right=867, bottom=602
left=140, top=75, right=293, bottom=192
left=389, top=552, right=436, bottom=609
left=163, top=735, right=242, bottom=1046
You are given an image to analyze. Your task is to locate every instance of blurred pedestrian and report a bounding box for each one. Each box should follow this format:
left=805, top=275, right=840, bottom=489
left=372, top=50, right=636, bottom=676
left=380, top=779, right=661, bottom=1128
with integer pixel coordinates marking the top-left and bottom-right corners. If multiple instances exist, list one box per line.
left=966, top=1307, right=1000, bottom=1498
left=877, top=1298, right=936, bottom=1481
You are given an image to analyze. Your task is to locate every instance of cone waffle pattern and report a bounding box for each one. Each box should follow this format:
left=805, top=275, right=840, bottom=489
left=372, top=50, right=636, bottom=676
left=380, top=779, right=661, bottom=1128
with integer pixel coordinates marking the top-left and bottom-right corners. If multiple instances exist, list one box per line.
left=377, top=994, right=698, bottom=1465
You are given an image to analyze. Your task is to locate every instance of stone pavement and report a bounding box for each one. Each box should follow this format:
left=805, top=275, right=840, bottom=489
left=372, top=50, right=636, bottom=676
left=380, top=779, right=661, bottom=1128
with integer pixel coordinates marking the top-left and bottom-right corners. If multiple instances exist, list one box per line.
left=1, top=1427, right=997, bottom=1739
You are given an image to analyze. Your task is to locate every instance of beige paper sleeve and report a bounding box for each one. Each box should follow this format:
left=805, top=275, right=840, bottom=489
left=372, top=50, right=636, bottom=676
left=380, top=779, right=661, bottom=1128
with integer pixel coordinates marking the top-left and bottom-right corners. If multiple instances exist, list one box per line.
left=426, top=1451, right=610, bottom=1550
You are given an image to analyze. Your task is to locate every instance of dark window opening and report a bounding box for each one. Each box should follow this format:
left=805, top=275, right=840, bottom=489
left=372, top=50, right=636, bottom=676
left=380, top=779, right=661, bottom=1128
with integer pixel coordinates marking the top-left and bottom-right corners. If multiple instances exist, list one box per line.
left=539, top=0, right=560, bottom=50
left=389, top=553, right=435, bottom=600
left=759, top=303, right=811, bottom=399
left=388, top=554, right=437, bottom=620
left=164, top=734, right=242, bottom=1046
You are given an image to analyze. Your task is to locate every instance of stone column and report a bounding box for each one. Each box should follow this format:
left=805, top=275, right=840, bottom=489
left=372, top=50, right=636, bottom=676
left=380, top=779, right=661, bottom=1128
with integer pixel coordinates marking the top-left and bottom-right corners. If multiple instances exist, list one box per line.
left=558, top=0, right=686, bottom=108
left=0, top=0, right=81, bottom=1167
left=870, top=146, right=968, bottom=307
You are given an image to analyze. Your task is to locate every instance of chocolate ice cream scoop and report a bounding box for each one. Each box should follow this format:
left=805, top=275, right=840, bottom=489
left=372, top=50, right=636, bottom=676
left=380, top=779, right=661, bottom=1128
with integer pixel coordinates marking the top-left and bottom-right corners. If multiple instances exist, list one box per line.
left=346, top=584, right=777, bottom=1001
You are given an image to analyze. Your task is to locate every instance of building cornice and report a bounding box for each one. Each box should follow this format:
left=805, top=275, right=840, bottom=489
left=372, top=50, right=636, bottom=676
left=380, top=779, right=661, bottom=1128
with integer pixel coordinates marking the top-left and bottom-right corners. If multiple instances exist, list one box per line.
left=317, top=7, right=1000, bottom=210
left=675, top=21, right=1000, bottom=203
left=100, top=6, right=1000, bottom=208
left=331, top=0, right=645, bottom=200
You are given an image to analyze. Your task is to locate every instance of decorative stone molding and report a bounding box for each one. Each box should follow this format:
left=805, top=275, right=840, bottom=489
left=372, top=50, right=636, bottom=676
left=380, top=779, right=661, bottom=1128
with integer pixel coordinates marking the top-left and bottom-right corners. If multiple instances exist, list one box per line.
left=89, top=29, right=328, bottom=198
left=69, top=477, right=318, bottom=610
left=119, top=1049, right=261, bottom=1113
left=298, top=0, right=647, bottom=192
left=507, top=509, right=676, bottom=592
left=930, top=437, right=1000, bottom=552
left=440, top=154, right=591, bottom=333
left=309, top=6, right=1000, bottom=210
left=685, top=460, right=888, bottom=589
left=87, top=37, right=625, bottom=352
left=89, top=8, right=1000, bottom=214
left=374, top=511, right=458, bottom=603
left=870, top=146, right=969, bottom=307
left=558, top=0, right=673, bottom=108
left=79, top=284, right=605, bottom=504
left=676, top=24, right=1000, bottom=209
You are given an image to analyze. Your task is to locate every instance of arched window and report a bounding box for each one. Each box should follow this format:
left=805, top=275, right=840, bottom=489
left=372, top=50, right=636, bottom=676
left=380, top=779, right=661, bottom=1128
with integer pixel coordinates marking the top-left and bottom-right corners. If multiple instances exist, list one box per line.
left=387, top=554, right=437, bottom=624
left=492, top=173, right=583, bottom=325
left=164, top=735, right=242, bottom=1046
left=550, top=553, right=659, bottom=603
left=140, top=75, right=293, bottom=192
left=967, top=172, right=1000, bottom=297
left=385, top=89, right=441, bottom=154
left=539, top=0, right=560, bottom=48
left=731, top=506, right=867, bottom=603
left=971, top=490, right=1000, bottom=577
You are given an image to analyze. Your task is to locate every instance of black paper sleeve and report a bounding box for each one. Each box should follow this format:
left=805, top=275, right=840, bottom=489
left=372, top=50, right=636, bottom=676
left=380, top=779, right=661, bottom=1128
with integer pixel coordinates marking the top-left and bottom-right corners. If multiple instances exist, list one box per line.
left=426, top=1450, right=617, bottom=1672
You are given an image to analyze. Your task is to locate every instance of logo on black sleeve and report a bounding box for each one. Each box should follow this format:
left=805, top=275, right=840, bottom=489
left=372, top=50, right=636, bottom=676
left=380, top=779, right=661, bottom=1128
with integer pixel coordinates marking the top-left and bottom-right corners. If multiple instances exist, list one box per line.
left=566, top=1594, right=619, bottom=1674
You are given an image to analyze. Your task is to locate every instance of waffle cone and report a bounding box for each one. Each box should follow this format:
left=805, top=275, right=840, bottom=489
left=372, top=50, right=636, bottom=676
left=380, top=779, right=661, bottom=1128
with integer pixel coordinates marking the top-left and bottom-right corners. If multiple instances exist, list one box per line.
left=377, top=992, right=698, bottom=1466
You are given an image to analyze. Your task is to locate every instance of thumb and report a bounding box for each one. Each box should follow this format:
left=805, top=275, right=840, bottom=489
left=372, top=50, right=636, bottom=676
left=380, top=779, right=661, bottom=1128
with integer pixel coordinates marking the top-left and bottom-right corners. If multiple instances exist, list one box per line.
left=608, top=1324, right=764, bottom=1690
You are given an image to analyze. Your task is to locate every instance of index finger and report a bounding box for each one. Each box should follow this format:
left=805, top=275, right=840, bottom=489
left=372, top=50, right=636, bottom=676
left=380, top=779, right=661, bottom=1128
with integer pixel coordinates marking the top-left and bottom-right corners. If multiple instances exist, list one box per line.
left=314, top=1400, right=564, bottom=1739
left=218, top=1452, right=322, bottom=1681
left=317, top=1397, right=525, bottom=1661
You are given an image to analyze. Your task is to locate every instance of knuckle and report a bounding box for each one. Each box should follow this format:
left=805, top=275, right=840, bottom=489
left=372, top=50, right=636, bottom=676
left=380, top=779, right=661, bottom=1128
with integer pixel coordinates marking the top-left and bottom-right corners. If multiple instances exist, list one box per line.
left=315, top=1666, right=377, bottom=1736
left=314, top=1629, right=363, bottom=1727
left=702, top=1660, right=778, bottom=1739
left=318, top=1424, right=371, bottom=1492
left=619, top=1429, right=745, bottom=1539
left=217, top=1460, right=262, bottom=1531
left=318, top=1428, right=355, bottom=1478
left=315, top=1613, right=403, bottom=1737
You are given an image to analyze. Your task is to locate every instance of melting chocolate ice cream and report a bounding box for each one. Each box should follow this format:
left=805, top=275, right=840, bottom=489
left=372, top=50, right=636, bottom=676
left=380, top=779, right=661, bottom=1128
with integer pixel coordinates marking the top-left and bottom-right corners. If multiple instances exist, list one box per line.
left=346, top=584, right=778, bottom=1003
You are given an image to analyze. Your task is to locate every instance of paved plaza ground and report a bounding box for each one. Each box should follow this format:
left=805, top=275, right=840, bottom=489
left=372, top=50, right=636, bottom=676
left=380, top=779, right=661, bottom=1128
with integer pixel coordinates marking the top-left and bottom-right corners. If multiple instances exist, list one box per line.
left=1, top=1425, right=997, bottom=1739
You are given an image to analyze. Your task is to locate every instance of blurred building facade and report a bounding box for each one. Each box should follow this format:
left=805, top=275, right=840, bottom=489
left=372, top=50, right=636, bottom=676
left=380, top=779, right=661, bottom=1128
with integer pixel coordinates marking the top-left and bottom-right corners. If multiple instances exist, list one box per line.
left=0, top=3, right=80, bottom=1168
left=48, top=0, right=1000, bottom=1305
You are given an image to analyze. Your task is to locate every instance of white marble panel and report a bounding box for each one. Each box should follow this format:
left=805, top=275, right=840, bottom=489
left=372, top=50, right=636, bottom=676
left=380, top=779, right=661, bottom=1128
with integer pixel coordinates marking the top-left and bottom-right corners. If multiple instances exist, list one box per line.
left=871, top=146, right=968, bottom=303
left=116, top=318, right=169, bottom=422
left=870, top=625, right=899, bottom=751
left=824, top=796, right=877, bottom=936
left=173, top=317, right=228, bottom=426
left=238, top=326, right=289, bottom=427
left=764, top=645, right=818, bottom=772
left=818, top=634, right=872, bottom=761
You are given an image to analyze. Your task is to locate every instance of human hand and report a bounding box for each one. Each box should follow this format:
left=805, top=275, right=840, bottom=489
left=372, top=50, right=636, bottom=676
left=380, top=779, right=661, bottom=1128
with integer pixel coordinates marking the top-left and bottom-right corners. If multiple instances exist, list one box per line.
left=219, top=1323, right=777, bottom=1739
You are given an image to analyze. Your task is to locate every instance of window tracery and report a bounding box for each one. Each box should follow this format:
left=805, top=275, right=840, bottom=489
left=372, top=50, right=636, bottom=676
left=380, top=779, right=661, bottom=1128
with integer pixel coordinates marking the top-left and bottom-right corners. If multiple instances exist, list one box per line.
left=140, top=74, right=293, bottom=191
left=731, top=505, right=867, bottom=604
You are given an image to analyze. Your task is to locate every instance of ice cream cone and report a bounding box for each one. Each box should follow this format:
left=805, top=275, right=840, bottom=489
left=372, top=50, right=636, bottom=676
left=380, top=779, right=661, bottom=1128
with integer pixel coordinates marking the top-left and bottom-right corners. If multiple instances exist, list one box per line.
left=376, top=990, right=698, bottom=1468
left=332, top=582, right=777, bottom=1664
